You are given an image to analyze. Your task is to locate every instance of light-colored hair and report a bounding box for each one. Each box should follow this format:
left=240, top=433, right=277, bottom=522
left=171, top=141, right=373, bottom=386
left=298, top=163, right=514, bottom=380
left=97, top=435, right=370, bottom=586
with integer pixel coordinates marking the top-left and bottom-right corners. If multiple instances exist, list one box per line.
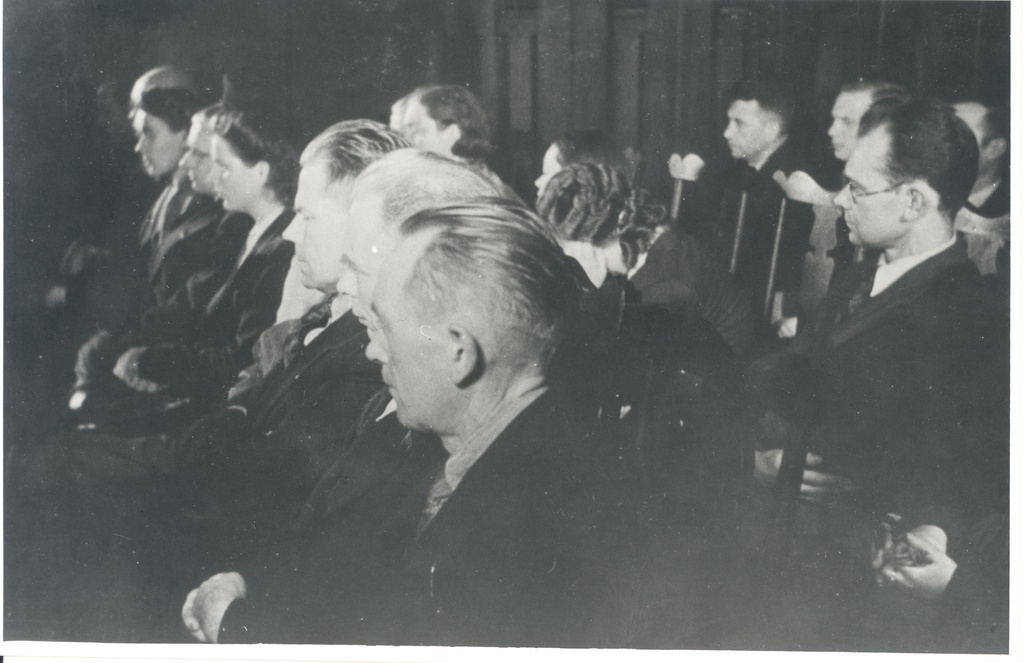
left=301, top=120, right=410, bottom=185
left=399, top=200, right=580, bottom=372
left=350, top=149, right=502, bottom=236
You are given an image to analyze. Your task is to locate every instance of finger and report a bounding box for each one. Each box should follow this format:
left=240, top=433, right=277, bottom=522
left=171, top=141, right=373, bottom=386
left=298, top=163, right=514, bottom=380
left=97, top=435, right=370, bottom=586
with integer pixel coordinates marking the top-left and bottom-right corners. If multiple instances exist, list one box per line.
left=903, top=532, right=940, bottom=560
left=888, top=567, right=913, bottom=589
left=182, top=587, right=199, bottom=624
left=801, top=469, right=854, bottom=490
left=772, top=170, right=788, bottom=187
left=804, top=452, right=823, bottom=466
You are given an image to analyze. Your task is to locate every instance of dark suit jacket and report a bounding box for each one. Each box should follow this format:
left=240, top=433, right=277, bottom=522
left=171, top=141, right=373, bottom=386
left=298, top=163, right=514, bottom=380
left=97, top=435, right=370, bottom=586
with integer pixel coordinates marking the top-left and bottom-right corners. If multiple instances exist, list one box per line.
left=219, top=387, right=637, bottom=647
left=759, top=239, right=1009, bottom=540
left=686, top=140, right=815, bottom=316
left=137, top=209, right=294, bottom=401
left=173, top=310, right=384, bottom=569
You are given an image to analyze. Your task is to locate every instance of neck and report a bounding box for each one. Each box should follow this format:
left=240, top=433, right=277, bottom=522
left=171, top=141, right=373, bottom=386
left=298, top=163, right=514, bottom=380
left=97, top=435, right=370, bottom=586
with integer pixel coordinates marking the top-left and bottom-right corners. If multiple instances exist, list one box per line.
left=439, top=370, right=546, bottom=456
left=247, top=196, right=286, bottom=228
left=748, top=136, right=786, bottom=170
left=882, top=215, right=954, bottom=263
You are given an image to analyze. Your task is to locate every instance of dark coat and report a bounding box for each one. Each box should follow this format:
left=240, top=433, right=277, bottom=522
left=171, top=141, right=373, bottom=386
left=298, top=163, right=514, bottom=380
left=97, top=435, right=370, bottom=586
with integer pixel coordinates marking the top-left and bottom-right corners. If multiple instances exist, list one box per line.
left=630, top=226, right=757, bottom=356
left=176, top=309, right=384, bottom=548
left=136, top=209, right=294, bottom=401
left=218, top=387, right=637, bottom=647
left=685, top=140, right=815, bottom=317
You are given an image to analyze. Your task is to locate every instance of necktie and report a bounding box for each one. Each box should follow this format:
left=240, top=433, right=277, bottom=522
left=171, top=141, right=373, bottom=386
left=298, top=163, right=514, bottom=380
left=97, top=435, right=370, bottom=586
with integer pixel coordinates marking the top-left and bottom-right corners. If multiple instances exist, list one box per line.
left=846, top=266, right=877, bottom=317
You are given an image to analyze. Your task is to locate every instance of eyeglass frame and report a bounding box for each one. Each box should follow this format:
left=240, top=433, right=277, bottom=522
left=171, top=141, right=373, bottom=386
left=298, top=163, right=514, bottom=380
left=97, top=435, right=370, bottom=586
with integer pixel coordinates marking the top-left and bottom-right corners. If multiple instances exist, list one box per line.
left=840, top=176, right=905, bottom=203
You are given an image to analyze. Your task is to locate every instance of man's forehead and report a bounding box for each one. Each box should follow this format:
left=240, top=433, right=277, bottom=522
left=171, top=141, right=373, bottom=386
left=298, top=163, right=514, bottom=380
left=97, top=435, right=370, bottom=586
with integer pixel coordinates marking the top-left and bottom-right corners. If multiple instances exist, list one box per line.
left=728, top=99, right=764, bottom=121
left=846, top=127, right=889, bottom=180
left=833, top=90, right=872, bottom=118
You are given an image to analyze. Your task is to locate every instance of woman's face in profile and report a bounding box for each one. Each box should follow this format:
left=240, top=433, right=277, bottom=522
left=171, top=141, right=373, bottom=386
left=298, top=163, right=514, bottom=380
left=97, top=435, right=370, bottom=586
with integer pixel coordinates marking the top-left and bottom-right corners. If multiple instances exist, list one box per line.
left=534, top=144, right=563, bottom=197
left=211, top=135, right=266, bottom=214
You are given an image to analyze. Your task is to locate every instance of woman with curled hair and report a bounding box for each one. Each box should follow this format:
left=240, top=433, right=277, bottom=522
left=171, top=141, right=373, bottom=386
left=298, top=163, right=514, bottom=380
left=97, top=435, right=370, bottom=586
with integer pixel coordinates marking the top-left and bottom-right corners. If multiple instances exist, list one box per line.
left=537, top=163, right=755, bottom=358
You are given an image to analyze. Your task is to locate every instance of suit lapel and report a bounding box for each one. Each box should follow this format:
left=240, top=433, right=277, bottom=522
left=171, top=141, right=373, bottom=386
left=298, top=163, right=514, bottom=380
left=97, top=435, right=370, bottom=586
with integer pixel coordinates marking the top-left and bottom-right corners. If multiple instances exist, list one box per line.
left=206, top=209, right=294, bottom=315
left=147, top=196, right=220, bottom=282
left=826, top=242, right=971, bottom=350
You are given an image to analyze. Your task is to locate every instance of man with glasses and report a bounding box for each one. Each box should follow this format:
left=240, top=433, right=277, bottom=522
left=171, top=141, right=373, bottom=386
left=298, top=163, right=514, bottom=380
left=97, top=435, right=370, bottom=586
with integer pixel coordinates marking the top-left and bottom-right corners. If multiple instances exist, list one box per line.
left=741, top=98, right=1009, bottom=651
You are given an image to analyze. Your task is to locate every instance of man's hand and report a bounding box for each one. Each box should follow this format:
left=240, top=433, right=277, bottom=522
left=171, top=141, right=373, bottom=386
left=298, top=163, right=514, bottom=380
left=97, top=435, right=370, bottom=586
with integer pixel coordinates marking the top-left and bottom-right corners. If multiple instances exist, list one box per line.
left=182, top=571, right=247, bottom=643
left=112, top=347, right=164, bottom=393
left=753, top=448, right=855, bottom=502
left=873, top=526, right=955, bottom=600
left=772, top=170, right=833, bottom=207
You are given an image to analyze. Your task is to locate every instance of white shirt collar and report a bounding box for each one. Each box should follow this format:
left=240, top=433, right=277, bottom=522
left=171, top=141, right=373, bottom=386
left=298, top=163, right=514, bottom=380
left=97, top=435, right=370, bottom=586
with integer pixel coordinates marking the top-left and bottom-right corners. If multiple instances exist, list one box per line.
left=870, top=234, right=957, bottom=297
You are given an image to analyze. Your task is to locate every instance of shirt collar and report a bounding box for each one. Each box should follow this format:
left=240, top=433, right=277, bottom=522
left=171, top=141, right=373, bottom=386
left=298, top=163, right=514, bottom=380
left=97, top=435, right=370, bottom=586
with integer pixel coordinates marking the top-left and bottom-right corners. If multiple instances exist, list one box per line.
left=443, top=384, right=548, bottom=493
left=870, top=234, right=957, bottom=297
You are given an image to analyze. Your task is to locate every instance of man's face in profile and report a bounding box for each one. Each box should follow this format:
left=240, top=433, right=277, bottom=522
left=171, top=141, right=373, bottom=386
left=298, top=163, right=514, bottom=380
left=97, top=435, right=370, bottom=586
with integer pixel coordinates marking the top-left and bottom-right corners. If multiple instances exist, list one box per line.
left=179, top=119, right=218, bottom=195
left=132, top=109, right=188, bottom=180
left=828, top=90, right=873, bottom=162
left=723, top=99, right=781, bottom=166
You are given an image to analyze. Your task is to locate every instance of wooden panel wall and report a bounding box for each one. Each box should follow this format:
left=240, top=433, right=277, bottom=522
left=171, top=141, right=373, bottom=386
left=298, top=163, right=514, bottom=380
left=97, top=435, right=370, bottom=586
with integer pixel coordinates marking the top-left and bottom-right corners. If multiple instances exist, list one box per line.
left=471, top=0, right=1009, bottom=203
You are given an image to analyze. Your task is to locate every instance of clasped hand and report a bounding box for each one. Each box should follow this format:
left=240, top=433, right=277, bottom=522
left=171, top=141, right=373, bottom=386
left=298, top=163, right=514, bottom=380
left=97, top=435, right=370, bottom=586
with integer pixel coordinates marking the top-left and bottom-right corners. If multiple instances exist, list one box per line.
left=753, top=448, right=855, bottom=502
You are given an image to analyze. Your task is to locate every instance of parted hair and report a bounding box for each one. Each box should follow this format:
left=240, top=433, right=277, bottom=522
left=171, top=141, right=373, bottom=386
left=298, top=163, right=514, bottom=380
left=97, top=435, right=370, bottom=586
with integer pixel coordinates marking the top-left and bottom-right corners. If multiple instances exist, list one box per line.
left=536, top=163, right=666, bottom=271
left=215, top=102, right=300, bottom=207
left=414, top=85, right=492, bottom=162
left=859, top=97, right=980, bottom=217
left=138, top=87, right=200, bottom=133
left=400, top=200, right=582, bottom=371
left=301, top=120, right=411, bottom=185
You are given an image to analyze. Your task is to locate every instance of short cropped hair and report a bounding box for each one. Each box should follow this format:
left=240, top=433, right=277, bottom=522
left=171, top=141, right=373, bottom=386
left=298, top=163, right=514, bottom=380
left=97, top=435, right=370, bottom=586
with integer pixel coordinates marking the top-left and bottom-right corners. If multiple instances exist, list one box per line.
left=400, top=200, right=581, bottom=371
left=537, top=163, right=665, bottom=271
left=414, top=85, right=492, bottom=162
left=727, top=81, right=796, bottom=135
left=351, top=149, right=502, bottom=236
left=215, top=102, right=300, bottom=207
left=301, top=120, right=410, bottom=185
left=138, top=87, right=200, bottom=133
left=551, top=130, right=626, bottom=172
left=859, top=98, right=980, bottom=217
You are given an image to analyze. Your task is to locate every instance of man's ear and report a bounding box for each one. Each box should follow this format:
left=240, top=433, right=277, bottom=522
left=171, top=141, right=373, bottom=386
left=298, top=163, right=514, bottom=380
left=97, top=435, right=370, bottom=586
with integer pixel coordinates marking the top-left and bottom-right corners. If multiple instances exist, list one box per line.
left=441, top=123, right=462, bottom=154
left=253, top=160, right=272, bottom=188
left=902, top=181, right=936, bottom=222
left=447, top=323, right=482, bottom=386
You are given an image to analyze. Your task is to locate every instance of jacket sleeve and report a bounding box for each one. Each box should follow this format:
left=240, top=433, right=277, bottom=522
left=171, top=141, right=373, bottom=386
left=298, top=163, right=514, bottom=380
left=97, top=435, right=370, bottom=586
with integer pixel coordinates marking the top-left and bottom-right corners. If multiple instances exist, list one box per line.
left=137, top=242, right=293, bottom=400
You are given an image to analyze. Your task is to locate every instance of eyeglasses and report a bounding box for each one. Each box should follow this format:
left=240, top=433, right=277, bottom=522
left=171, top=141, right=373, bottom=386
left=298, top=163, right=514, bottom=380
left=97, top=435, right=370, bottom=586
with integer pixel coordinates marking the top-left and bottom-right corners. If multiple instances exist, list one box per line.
left=840, top=177, right=903, bottom=203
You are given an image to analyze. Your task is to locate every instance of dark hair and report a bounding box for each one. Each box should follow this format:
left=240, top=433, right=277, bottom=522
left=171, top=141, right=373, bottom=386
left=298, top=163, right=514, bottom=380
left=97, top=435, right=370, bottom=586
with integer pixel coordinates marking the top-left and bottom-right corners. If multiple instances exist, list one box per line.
left=215, top=103, right=300, bottom=207
left=301, top=119, right=410, bottom=185
left=400, top=199, right=580, bottom=370
left=415, top=85, right=492, bottom=161
left=138, top=87, right=200, bottom=133
left=726, top=81, right=796, bottom=135
left=859, top=98, right=979, bottom=217
left=839, top=80, right=909, bottom=107
left=536, top=163, right=665, bottom=271
left=551, top=130, right=626, bottom=172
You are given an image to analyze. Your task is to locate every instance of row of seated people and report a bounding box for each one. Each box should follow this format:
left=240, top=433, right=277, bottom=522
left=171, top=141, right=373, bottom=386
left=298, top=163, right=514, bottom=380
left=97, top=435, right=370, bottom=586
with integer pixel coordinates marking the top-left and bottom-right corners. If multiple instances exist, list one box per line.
left=6, top=68, right=1009, bottom=652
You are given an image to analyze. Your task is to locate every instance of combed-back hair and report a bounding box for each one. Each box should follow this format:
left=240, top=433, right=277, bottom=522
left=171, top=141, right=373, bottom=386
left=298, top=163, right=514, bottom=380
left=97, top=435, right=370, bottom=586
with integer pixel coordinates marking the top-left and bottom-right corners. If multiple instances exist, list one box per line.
left=840, top=80, right=909, bottom=107
left=859, top=97, right=980, bottom=217
left=138, top=87, right=200, bottom=133
left=551, top=129, right=626, bottom=172
left=537, top=163, right=665, bottom=271
left=215, top=101, right=300, bottom=207
left=726, top=80, right=797, bottom=135
left=399, top=199, right=582, bottom=371
left=351, top=149, right=503, bottom=238
left=301, top=120, right=411, bottom=185
left=414, top=85, right=492, bottom=162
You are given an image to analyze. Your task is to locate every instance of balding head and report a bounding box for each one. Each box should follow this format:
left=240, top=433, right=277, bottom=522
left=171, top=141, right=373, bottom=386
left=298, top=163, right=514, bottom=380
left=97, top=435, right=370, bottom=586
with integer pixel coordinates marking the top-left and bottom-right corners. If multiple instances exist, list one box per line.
left=336, top=148, right=503, bottom=328
left=129, top=66, right=196, bottom=118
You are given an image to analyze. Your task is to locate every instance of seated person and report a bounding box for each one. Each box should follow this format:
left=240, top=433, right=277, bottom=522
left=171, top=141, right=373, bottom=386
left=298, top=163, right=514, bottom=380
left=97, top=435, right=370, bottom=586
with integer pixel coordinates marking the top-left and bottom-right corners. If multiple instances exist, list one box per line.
left=537, top=162, right=755, bottom=358
left=394, top=84, right=519, bottom=200
left=952, top=100, right=1009, bottom=284
left=182, top=167, right=636, bottom=647
left=534, top=128, right=628, bottom=198
left=109, top=99, right=298, bottom=412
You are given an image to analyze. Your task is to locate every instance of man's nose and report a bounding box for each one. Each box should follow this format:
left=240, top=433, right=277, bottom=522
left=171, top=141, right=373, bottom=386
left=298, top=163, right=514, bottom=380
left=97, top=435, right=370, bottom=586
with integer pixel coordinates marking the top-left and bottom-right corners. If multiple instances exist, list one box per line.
left=834, top=184, right=853, bottom=209
left=281, top=217, right=302, bottom=244
left=364, top=332, right=386, bottom=365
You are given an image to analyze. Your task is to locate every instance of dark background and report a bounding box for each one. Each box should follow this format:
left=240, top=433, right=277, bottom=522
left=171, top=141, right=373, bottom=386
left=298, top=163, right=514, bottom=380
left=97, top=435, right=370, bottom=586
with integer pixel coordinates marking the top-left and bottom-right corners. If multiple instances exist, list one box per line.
left=2, top=0, right=1010, bottom=454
